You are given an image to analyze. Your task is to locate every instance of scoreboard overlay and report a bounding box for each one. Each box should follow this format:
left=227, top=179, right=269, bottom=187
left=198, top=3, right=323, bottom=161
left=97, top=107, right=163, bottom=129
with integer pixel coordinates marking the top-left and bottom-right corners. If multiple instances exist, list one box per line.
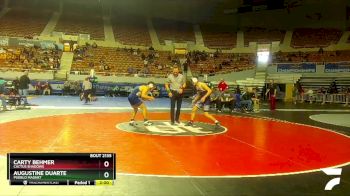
left=7, top=153, right=116, bottom=186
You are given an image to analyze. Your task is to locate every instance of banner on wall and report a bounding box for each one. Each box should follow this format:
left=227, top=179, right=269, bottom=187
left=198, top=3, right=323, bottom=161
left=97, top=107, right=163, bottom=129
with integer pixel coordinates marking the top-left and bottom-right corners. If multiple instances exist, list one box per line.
left=277, top=63, right=316, bottom=73
left=0, top=37, right=9, bottom=46
left=7, top=38, right=55, bottom=48
left=324, top=62, right=350, bottom=73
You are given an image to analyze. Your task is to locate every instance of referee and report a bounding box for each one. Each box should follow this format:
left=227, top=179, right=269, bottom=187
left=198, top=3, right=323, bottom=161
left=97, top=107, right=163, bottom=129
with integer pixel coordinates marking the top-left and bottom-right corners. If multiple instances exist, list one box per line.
left=165, top=66, right=186, bottom=125
left=82, top=77, right=92, bottom=104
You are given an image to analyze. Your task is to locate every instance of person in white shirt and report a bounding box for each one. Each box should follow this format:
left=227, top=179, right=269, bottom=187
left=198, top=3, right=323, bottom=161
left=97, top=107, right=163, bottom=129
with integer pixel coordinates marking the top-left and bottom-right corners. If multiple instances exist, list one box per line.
left=81, top=77, right=92, bottom=104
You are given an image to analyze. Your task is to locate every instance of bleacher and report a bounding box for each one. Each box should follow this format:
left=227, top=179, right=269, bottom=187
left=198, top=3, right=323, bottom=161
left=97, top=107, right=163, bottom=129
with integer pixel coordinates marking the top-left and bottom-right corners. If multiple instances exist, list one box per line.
left=190, top=53, right=255, bottom=76
left=291, top=28, right=342, bottom=48
left=298, top=76, right=350, bottom=104
left=200, top=24, right=236, bottom=49
left=54, top=1, right=104, bottom=40
left=70, top=47, right=172, bottom=77
left=112, top=15, right=152, bottom=46
left=35, top=0, right=59, bottom=12
left=244, top=27, right=285, bottom=46
left=153, top=18, right=195, bottom=44
left=0, top=0, right=5, bottom=10
left=0, top=46, right=62, bottom=72
left=8, top=0, right=59, bottom=11
left=0, top=8, right=52, bottom=38
left=273, top=50, right=350, bottom=63
left=8, top=0, right=32, bottom=8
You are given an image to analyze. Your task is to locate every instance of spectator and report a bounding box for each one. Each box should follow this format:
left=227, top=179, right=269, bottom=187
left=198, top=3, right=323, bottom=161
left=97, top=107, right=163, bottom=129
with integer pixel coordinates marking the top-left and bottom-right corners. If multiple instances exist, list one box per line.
left=240, top=87, right=254, bottom=112
left=329, top=80, right=338, bottom=94
left=292, top=83, right=298, bottom=104
left=265, top=80, right=277, bottom=111
left=157, top=64, right=163, bottom=70
left=69, top=40, right=74, bottom=51
left=72, top=81, right=81, bottom=95
left=104, top=64, right=110, bottom=71
left=141, top=53, right=146, bottom=60
left=210, top=87, right=222, bottom=112
left=54, top=59, right=60, bottom=69
left=329, top=80, right=338, bottom=103
left=183, top=62, right=188, bottom=75
left=218, top=79, right=229, bottom=92
left=252, top=88, right=260, bottom=112
left=63, top=81, right=71, bottom=95
left=127, top=66, right=134, bottom=75
left=144, top=67, right=150, bottom=75
left=42, top=81, right=51, bottom=95
left=344, top=87, right=350, bottom=107
left=112, top=85, right=120, bottom=97
left=296, top=79, right=304, bottom=103
left=12, top=77, right=19, bottom=94
left=82, top=77, right=92, bottom=104
left=235, top=85, right=241, bottom=95
left=318, top=87, right=327, bottom=105
left=305, top=89, right=314, bottom=104
left=318, top=47, right=324, bottom=54
left=0, top=78, right=8, bottom=111
left=35, top=81, right=43, bottom=95
left=154, top=52, right=159, bottom=58
left=19, top=71, right=30, bottom=105
left=219, top=89, right=235, bottom=112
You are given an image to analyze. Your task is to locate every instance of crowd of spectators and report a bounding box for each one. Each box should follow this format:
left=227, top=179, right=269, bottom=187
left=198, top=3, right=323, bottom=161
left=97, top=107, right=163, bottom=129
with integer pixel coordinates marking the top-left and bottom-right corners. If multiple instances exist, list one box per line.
left=34, top=81, right=52, bottom=95
left=273, top=50, right=350, bottom=63
left=187, top=50, right=255, bottom=76
left=62, top=80, right=81, bottom=96
left=71, top=44, right=178, bottom=77
left=293, top=79, right=350, bottom=106
left=210, top=83, right=259, bottom=113
left=0, top=46, right=61, bottom=71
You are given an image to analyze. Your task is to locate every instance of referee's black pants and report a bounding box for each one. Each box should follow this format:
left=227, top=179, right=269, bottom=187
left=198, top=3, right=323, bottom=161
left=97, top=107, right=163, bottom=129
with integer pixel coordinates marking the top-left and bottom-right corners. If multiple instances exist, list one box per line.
left=83, top=89, right=91, bottom=103
left=170, top=90, right=183, bottom=123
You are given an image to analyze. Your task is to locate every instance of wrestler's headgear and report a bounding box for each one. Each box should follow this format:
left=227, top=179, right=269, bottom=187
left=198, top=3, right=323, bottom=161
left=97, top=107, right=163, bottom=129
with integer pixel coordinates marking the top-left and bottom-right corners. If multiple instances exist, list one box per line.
left=147, top=81, right=155, bottom=89
left=191, top=77, right=198, bottom=84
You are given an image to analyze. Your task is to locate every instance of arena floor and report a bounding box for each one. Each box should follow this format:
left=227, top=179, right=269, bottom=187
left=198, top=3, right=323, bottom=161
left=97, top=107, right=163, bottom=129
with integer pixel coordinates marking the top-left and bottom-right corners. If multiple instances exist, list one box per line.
left=0, top=96, right=349, bottom=196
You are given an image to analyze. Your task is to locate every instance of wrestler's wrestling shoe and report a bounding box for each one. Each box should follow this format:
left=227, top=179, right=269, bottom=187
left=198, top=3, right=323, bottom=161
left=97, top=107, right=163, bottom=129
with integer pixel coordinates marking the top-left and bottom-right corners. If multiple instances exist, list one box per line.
left=129, top=120, right=136, bottom=126
left=143, top=121, right=153, bottom=126
left=185, top=121, right=194, bottom=126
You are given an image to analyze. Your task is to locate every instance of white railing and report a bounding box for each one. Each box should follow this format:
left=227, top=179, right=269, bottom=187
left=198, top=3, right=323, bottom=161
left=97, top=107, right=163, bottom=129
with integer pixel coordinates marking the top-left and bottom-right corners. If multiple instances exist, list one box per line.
left=69, top=71, right=168, bottom=78
left=297, top=93, right=349, bottom=104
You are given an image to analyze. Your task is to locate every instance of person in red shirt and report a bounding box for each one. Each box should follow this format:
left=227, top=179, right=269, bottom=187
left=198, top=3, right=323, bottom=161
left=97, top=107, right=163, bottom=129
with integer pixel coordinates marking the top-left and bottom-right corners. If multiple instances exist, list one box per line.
left=218, top=79, right=228, bottom=92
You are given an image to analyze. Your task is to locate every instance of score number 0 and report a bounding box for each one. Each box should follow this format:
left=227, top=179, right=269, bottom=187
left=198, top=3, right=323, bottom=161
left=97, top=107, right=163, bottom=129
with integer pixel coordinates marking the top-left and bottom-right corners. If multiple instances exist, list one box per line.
left=103, top=161, right=109, bottom=178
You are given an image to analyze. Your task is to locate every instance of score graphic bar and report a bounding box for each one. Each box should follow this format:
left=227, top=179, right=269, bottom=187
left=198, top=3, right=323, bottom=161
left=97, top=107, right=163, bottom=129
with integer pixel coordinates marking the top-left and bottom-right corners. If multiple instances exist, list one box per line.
left=7, top=153, right=116, bottom=186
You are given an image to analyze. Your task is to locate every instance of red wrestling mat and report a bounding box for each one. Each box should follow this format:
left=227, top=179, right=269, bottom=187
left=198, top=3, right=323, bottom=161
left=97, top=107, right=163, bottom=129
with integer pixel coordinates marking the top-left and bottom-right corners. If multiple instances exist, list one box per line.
left=1, top=112, right=349, bottom=177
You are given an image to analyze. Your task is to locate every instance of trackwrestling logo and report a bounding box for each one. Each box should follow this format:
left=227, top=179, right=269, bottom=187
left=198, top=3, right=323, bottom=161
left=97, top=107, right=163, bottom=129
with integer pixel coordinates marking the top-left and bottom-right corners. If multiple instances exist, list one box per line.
left=116, top=121, right=227, bottom=136
left=322, top=168, right=342, bottom=190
